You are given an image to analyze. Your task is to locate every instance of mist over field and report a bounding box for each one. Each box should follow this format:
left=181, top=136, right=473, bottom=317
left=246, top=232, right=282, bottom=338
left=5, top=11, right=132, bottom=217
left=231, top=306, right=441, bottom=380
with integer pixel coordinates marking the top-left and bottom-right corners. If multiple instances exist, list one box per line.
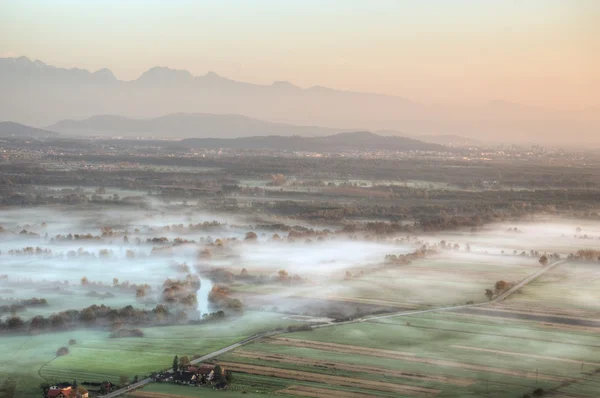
left=2, top=2, right=600, bottom=397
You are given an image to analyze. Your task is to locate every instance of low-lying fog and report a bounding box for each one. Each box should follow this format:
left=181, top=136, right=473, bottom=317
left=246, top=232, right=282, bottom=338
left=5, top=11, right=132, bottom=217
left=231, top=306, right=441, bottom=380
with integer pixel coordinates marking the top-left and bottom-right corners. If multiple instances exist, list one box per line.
left=1, top=199, right=599, bottom=321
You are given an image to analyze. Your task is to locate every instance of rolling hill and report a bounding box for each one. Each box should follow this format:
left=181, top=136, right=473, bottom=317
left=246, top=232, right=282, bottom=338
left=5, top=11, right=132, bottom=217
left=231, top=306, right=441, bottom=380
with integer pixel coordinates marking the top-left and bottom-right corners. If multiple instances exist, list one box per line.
left=176, top=131, right=448, bottom=152
left=0, top=121, right=59, bottom=139
left=48, top=113, right=340, bottom=139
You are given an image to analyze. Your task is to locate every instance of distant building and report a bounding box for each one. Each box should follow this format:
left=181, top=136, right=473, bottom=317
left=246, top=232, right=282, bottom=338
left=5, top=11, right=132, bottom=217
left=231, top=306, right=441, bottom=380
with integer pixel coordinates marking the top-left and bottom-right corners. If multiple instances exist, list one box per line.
left=46, top=385, right=88, bottom=398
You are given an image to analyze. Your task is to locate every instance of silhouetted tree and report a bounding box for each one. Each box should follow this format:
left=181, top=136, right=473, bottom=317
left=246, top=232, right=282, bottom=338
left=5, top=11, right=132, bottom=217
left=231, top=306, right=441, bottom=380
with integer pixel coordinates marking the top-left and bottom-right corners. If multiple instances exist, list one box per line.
left=172, top=355, right=179, bottom=373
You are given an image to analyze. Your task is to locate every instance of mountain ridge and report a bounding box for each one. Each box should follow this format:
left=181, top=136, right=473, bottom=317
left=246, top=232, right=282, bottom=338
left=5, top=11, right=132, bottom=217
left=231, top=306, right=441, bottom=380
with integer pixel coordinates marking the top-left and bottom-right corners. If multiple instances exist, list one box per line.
left=176, top=131, right=449, bottom=152
left=2, top=56, right=599, bottom=145
left=48, top=113, right=343, bottom=138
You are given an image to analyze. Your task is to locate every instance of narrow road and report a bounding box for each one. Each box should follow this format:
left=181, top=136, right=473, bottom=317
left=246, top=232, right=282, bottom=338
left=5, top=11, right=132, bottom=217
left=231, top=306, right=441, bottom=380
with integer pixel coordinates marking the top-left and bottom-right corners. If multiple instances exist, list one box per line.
left=100, top=331, right=283, bottom=398
left=100, top=260, right=565, bottom=397
left=315, top=260, right=566, bottom=327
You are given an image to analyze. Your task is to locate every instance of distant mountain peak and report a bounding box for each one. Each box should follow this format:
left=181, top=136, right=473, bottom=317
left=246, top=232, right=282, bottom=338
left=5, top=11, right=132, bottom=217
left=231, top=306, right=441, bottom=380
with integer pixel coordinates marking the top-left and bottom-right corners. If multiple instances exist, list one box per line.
left=204, top=71, right=221, bottom=78
left=136, top=66, right=194, bottom=83
left=15, top=56, right=32, bottom=64
left=272, top=80, right=300, bottom=90
left=93, top=68, right=116, bottom=78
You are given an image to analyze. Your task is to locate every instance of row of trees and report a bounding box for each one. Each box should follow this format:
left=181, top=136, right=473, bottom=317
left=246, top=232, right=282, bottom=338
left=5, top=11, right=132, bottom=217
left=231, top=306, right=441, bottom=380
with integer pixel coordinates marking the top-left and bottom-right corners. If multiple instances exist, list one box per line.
left=0, top=303, right=193, bottom=335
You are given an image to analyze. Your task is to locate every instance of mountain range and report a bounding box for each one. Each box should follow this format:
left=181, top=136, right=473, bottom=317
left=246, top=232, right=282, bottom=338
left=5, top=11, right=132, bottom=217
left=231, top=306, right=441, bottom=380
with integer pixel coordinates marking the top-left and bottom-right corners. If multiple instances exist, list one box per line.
left=48, top=113, right=340, bottom=139
left=1, top=56, right=599, bottom=145
left=174, top=131, right=447, bottom=152
left=0, top=119, right=447, bottom=153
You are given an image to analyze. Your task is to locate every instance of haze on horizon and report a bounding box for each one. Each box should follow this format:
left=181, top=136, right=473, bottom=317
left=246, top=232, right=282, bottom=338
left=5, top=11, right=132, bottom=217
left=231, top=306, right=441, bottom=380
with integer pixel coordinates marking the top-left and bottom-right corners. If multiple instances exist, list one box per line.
left=2, top=0, right=598, bottom=109
left=1, top=0, right=599, bottom=145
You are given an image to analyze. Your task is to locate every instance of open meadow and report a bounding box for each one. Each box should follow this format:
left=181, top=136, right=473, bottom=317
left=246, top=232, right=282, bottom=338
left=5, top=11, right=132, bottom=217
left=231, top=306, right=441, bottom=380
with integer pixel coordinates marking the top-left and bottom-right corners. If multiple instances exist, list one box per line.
left=1, top=190, right=600, bottom=398
left=212, top=311, right=600, bottom=398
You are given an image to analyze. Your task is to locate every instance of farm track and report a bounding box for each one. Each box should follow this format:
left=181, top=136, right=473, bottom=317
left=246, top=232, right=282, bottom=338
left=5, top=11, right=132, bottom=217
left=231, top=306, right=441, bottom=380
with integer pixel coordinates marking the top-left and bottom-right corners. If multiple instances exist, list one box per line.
left=265, top=338, right=566, bottom=382
left=451, top=345, right=600, bottom=366
left=128, top=392, right=190, bottom=398
left=278, top=385, right=382, bottom=398
left=451, top=307, right=600, bottom=328
left=366, top=320, right=600, bottom=349
left=216, top=361, right=441, bottom=396
left=232, top=350, right=475, bottom=386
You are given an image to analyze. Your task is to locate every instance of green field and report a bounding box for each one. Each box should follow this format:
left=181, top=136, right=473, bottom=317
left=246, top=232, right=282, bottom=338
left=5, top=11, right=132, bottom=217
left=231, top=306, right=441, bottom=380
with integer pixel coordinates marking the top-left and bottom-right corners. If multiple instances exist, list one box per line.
left=328, top=254, right=537, bottom=309
left=496, top=261, right=600, bottom=318
left=0, top=311, right=298, bottom=398
left=215, top=311, right=600, bottom=398
left=128, top=382, right=278, bottom=397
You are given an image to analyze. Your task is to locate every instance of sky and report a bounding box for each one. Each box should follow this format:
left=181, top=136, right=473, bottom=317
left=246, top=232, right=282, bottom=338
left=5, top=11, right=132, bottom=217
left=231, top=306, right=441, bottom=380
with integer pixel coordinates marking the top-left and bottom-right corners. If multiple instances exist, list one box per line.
left=1, top=0, right=598, bottom=109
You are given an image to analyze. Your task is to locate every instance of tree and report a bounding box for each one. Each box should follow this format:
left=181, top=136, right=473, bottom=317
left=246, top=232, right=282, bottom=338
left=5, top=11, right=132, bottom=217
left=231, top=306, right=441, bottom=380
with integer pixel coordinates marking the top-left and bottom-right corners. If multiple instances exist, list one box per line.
left=213, top=365, right=223, bottom=382
left=6, top=316, right=24, bottom=330
left=136, top=288, right=146, bottom=300
left=118, top=375, right=129, bottom=387
left=244, top=231, right=258, bottom=241
left=179, top=355, right=190, bottom=370
left=277, top=269, right=288, bottom=281
left=539, top=255, right=548, bottom=266
left=80, top=307, right=96, bottom=324
left=172, top=355, right=179, bottom=373
left=80, top=276, right=89, bottom=286
left=270, top=174, right=286, bottom=186
left=485, top=289, right=494, bottom=301
left=495, top=280, right=508, bottom=292
left=56, top=346, right=69, bottom=356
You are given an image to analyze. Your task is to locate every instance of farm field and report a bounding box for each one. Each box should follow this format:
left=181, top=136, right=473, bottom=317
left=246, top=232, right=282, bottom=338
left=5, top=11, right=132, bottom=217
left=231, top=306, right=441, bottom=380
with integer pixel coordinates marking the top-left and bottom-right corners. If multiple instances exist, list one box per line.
left=331, top=253, right=538, bottom=308
left=1, top=311, right=297, bottom=397
left=214, top=311, right=600, bottom=398
left=127, top=382, right=274, bottom=397
left=233, top=251, right=542, bottom=312
left=493, top=261, right=600, bottom=319
left=552, top=371, right=600, bottom=398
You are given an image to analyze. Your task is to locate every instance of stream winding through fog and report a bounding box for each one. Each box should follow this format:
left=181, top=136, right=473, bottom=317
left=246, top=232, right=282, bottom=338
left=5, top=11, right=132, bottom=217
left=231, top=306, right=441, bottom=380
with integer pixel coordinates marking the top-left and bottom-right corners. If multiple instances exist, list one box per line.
left=196, top=276, right=213, bottom=316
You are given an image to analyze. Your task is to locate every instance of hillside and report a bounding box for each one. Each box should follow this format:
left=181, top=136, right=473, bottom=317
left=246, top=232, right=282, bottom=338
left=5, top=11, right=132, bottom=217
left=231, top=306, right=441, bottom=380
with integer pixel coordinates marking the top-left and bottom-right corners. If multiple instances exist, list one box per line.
left=0, top=121, right=59, bottom=139
left=48, top=113, right=341, bottom=139
left=177, top=131, right=448, bottom=152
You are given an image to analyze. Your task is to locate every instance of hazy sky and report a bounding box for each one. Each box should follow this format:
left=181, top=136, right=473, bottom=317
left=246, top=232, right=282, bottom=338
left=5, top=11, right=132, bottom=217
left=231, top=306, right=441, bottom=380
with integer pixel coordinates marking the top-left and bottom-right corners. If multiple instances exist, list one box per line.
left=1, top=0, right=598, bottom=109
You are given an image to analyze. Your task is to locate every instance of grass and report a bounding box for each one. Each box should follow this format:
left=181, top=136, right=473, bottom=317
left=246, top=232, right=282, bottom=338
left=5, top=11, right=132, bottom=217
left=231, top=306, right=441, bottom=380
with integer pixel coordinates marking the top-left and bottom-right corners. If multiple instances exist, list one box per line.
left=498, top=261, right=600, bottom=317
left=0, top=329, right=108, bottom=398
left=0, top=311, right=298, bottom=398
left=129, top=382, right=276, bottom=397
left=133, top=374, right=405, bottom=397
left=210, top=311, right=600, bottom=398
left=553, top=371, right=600, bottom=397
left=334, top=253, right=538, bottom=308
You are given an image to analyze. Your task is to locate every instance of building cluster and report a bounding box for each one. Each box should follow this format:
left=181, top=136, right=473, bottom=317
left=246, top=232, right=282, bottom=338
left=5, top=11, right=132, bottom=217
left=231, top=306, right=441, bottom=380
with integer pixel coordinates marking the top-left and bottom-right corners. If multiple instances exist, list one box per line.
left=46, top=383, right=89, bottom=398
left=152, top=364, right=229, bottom=389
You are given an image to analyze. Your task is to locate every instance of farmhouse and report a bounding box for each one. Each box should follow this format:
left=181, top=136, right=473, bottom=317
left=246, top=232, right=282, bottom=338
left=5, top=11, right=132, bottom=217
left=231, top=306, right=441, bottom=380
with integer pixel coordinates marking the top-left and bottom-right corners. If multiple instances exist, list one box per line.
left=173, top=371, right=197, bottom=385
left=46, top=385, right=89, bottom=398
left=193, top=364, right=216, bottom=380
